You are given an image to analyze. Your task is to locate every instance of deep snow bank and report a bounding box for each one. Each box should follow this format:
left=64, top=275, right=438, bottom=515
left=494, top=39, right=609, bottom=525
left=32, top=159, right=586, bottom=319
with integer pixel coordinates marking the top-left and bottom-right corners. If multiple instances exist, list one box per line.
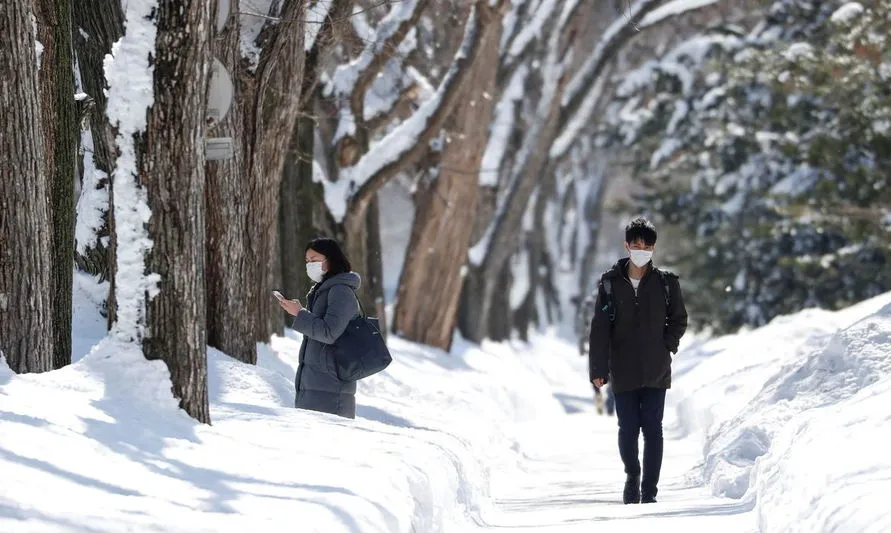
left=0, top=274, right=575, bottom=533
left=673, top=293, right=891, bottom=532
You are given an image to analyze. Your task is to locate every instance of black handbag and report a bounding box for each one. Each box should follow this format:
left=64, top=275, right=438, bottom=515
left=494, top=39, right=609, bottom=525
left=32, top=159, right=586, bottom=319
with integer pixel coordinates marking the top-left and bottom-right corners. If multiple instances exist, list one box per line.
left=331, top=293, right=392, bottom=381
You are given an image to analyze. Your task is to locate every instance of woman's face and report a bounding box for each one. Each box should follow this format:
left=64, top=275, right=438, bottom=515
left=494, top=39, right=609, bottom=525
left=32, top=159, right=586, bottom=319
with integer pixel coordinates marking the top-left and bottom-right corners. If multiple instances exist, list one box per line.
left=305, top=249, right=327, bottom=271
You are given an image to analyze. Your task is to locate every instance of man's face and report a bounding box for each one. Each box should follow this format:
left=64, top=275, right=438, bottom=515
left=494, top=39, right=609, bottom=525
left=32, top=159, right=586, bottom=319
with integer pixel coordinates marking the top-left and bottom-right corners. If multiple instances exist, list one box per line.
left=625, top=238, right=655, bottom=254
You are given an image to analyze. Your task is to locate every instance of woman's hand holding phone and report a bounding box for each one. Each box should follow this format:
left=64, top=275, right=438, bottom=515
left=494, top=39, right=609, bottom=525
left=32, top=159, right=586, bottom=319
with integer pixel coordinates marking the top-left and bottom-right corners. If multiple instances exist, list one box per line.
left=273, top=291, right=302, bottom=316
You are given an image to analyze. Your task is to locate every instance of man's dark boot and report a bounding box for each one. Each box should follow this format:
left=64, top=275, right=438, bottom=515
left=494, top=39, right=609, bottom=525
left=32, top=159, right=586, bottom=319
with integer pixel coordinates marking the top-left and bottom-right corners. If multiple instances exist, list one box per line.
left=623, top=474, right=641, bottom=504
left=641, top=491, right=657, bottom=504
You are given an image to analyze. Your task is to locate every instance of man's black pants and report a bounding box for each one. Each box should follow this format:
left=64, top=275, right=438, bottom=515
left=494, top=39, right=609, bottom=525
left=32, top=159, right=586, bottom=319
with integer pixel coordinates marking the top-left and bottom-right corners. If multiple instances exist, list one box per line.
left=614, top=387, right=666, bottom=498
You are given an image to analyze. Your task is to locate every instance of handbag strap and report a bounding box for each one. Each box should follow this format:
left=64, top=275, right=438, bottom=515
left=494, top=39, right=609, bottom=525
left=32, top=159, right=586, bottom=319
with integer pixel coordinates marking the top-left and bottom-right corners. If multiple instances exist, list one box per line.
left=352, top=289, right=368, bottom=318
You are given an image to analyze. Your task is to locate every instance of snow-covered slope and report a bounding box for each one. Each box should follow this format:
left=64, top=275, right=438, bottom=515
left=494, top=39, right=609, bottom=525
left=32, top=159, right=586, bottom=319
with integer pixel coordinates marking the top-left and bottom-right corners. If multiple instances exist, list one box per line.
left=673, top=293, right=891, bottom=532
left=3, top=272, right=891, bottom=532
left=0, top=274, right=569, bottom=533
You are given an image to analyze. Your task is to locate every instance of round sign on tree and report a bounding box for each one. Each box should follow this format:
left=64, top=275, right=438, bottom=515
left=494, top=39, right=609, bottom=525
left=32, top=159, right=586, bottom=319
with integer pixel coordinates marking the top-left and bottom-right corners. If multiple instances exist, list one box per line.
left=207, top=58, right=234, bottom=128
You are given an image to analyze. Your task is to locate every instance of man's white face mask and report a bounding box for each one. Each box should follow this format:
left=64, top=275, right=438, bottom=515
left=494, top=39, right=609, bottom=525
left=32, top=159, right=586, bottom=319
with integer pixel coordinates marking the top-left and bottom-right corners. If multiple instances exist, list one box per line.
left=628, top=249, right=653, bottom=268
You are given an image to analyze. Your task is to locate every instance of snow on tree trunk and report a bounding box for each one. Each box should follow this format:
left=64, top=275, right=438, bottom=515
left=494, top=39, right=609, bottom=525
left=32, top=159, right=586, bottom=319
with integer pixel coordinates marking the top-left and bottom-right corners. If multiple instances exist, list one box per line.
left=140, top=0, right=213, bottom=424
left=73, top=0, right=123, bottom=291
left=393, top=14, right=503, bottom=351
left=105, top=0, right=158, bottom=343
left=36, top=0, right=78, bottom=369
left=0, top=0, right=54, bottom=374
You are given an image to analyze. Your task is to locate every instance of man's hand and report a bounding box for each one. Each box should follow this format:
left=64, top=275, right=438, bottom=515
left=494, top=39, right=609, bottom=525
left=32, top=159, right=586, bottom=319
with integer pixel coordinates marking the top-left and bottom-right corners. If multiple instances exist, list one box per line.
left=592, top=378, right=605, bottom=389
left=279, top=298, right=303, bottom=316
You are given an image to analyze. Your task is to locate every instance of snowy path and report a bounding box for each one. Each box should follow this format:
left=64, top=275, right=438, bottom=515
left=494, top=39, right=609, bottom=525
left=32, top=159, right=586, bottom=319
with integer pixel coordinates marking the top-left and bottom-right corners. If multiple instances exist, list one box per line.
left=459, top=391, right=754, bottom=532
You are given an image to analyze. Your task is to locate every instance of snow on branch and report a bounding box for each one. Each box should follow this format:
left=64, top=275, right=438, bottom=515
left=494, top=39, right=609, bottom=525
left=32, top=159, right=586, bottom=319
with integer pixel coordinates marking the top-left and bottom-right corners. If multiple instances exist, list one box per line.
left=104, top=0, right=161, bottom=342
left=550, top=62, right=611, bottom=160
left=305, top=0, right=334, bottom=51
left=469, top=8, right=565, bottom=267
left=506, top=0, right=560, bottom=58
left=479, top=64, right=529, bottom=187
left=331, top=0, right=428, bottom=116
left=240, top=0, right=279, bottom=72
left=336, top=1, right=498, bottom=222
left=639, top=0, right=723, bottom=28
left=561, top=0, right=662, bottom=113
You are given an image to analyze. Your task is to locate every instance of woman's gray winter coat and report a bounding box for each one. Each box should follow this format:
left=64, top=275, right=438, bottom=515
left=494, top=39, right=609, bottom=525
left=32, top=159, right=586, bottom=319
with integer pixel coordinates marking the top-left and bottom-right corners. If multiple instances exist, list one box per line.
left=291, top=272, right=361, bottom=418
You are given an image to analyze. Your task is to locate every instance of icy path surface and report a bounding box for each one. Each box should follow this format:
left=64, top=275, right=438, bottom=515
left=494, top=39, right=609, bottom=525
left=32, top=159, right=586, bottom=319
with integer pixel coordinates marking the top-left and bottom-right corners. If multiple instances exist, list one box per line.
left=459, top=384, right=755, bottom=532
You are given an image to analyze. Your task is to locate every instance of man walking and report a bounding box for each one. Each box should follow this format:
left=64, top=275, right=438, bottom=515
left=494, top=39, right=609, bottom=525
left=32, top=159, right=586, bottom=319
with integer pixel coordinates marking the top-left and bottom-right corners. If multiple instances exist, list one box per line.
left=588, top=217, right=688, bottom=504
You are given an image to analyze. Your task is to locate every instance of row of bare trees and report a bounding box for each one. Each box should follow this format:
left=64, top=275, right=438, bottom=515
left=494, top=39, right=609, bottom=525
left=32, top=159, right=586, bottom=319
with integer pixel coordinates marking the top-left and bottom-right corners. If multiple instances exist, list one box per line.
left=0, top=0, right=730, bottom=423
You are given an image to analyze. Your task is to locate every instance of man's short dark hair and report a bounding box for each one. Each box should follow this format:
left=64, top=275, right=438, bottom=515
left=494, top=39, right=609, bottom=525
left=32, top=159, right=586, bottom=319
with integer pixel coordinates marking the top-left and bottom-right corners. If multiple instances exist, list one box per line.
left=625, top=217, right=657, bottom=245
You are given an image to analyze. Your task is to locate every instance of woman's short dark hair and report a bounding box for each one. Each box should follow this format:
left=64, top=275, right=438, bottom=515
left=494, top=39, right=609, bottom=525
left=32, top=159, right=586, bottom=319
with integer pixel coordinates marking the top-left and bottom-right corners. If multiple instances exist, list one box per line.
left=625, top=217, right=658, bottom=245
left=305, top=238, right=352, bottom=279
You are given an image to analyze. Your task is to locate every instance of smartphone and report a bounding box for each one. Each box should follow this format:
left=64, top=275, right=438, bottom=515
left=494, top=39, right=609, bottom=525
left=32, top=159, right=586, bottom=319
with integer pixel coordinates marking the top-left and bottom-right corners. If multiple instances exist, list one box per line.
left=272, top=290, right=284, bottom=300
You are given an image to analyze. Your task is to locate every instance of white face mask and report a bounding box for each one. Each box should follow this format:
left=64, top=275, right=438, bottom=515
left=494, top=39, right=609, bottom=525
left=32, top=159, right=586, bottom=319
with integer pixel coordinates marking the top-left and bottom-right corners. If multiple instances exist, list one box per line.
left=628, top=249, right=653, bottom=268
left=306, top=261, right=325, bottom=283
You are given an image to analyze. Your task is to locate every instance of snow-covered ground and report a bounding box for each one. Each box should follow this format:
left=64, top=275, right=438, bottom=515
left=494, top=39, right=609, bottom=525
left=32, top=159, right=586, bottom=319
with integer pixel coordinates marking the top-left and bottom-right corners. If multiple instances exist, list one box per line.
left=2, top=274, right=890, bottom=532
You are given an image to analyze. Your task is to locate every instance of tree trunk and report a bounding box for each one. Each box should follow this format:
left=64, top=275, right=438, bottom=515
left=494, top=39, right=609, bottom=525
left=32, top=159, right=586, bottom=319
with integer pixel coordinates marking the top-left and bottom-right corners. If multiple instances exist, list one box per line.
left=393, top=15, right=503, bottom=350
left=205, top=0, right=306, bottom=363
left=36, top=0, right=78, bottom=369
left=363, top=198, right=387, bottom=328
left=247, top=1, right=306, bottom=342
left=488, top=261, right=513, bottom=342
left=206, top=19, right=257, bottom=364
left=0, top=0, right=54, bottom=373
left=73, top=0, right=123, bottom=324
left=141, top=0, right=213, bottom=424
left=340, top=208, right=377, bottom=315
left=280, top=114, right=320, bottom=306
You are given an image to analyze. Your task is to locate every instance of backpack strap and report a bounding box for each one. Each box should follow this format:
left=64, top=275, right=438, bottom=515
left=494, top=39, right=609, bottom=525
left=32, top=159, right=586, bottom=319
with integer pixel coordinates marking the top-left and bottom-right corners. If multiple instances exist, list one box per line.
left=601, top=278, right=616, bottom=323
left=656, top=268, right=675, bottom=310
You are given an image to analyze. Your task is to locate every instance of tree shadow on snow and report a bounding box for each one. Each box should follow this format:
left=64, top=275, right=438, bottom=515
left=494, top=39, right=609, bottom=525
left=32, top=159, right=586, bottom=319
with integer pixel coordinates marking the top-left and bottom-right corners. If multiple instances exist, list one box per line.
left=356, top=405, right=416, bottom=428
left=0, top=501, right=108, bottom=533
left=70, top=373, right=396, bottom=532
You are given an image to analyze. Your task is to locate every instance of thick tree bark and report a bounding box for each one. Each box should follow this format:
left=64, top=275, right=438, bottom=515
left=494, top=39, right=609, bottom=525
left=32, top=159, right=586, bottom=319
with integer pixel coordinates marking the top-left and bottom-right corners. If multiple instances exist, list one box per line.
left=206, top=0, right=306, bottom=363
left=0, top=0, right=54, bottom=373
left=280, top=1, right=348, bottom=313
left=248, top=1, right=307, bottom=341
left=206, top=18, right=256, bottom=364
left=142, top=0, right=213, bottom=423
left=393, top=12, right=503, bottom=350
left=36, top=0, right=78, bottom=369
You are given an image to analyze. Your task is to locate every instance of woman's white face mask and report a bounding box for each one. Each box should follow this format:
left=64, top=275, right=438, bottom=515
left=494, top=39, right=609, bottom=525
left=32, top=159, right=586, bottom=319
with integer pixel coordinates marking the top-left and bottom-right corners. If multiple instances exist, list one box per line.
left=306, top=261, right=326, bottom=283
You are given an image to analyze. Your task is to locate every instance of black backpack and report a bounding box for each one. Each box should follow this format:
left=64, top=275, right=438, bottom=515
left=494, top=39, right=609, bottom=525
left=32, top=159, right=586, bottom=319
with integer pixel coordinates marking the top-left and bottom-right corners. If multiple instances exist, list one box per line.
left=600, top=269, right=671, bottom=323
left=330, top=293, right=392, bottom=382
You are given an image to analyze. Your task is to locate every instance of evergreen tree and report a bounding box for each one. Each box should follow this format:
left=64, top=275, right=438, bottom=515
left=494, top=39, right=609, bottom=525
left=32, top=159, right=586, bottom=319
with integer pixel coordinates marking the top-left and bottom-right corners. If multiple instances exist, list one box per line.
left=602, top=0, right=891, bottom=333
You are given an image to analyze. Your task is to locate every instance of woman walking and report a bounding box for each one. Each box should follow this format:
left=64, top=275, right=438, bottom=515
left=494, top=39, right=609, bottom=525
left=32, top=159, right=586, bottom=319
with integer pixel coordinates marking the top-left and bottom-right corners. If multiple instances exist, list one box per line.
left=278, top=238, right=361, bottom=419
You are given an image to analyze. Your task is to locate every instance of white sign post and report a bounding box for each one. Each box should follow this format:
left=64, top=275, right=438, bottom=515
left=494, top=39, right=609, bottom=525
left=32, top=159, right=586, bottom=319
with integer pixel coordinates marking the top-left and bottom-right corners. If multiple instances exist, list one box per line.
left=205, top=137, right=235, bottom=161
